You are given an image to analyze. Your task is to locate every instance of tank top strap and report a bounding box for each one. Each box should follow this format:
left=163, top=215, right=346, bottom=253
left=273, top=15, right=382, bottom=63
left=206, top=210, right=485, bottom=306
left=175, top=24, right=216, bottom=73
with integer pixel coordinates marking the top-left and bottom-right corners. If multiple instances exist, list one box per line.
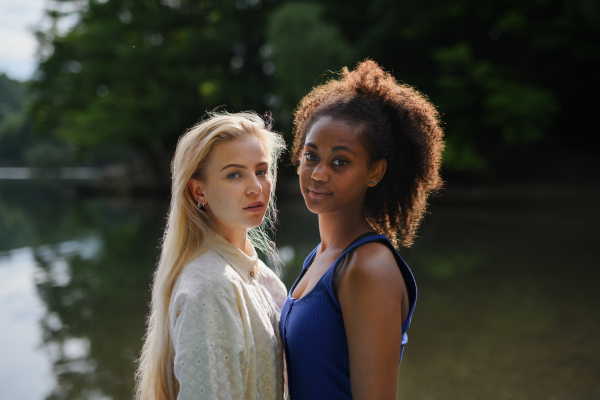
left=302, top=245, right=319, bottom=271
left=288, top=245, right=319, bottom=296
left=322, top=234, right=418, bottom=326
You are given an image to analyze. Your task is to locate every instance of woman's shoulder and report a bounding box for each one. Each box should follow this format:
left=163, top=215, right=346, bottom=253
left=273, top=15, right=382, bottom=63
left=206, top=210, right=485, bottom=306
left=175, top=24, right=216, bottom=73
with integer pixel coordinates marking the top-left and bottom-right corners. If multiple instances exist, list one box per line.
left=352, top=235, right=393, bottom=255
left=178, top=248, right=223, bottom=278
left=348, top=238, right=415, bottom=289
left=170, top=249, right=245, bottom=319
left=174, top=248, right=243, bottom=297
left=345, top=239, right=402, bottom=282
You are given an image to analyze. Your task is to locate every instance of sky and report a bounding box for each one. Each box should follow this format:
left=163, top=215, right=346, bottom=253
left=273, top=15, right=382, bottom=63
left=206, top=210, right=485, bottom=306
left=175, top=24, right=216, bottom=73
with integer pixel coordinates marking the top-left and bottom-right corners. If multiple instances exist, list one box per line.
left=0, top=0, right=78, bottom=82
left=0, top=0, right=47, bottom=81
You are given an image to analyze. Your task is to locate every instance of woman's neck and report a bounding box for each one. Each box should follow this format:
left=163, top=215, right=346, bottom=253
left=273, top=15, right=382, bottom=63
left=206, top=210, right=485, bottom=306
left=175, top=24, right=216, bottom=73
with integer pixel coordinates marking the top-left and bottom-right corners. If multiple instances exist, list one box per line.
left=215, top=222, right=249, bottom=255
left=317, top=207, right=373, bottom=253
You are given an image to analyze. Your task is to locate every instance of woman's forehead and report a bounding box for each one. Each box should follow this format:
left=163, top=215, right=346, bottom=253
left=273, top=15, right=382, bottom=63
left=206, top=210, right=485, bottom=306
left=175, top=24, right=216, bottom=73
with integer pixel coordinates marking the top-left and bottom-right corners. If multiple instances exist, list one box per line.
left=211, top=136, right=269, bottom=166
left=305, top=116, right=364, bottom=149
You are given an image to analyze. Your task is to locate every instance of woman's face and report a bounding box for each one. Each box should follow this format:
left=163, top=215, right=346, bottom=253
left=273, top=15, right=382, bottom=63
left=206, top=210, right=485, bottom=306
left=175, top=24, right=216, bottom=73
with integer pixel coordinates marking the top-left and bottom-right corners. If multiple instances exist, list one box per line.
left=191, top=135, right=272, bottom=234
left=299, top=115, right=383, bottom=216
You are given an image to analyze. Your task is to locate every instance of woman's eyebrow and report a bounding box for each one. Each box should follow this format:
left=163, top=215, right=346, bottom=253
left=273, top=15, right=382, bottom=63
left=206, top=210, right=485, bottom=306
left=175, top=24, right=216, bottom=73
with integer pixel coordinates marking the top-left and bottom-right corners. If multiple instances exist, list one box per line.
left=306, top=142, right=356, bottom=155
left=220, top=163, right=247, bottom=171
left=221, top=161, right=268, bottom=171
left=331, top=145, right=356, bottom=155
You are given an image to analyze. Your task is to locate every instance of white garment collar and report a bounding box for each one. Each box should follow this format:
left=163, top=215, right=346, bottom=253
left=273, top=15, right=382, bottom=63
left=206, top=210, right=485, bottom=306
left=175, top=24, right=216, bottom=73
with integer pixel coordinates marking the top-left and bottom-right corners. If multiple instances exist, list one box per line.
left=210, top=232, right=259, bottom=282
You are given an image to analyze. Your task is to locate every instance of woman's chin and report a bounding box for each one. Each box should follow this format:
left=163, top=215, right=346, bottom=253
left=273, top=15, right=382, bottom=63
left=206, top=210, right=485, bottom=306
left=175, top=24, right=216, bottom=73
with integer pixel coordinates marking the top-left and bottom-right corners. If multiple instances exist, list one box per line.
left=303, top=198, right=329, bottom=215
left=245, top=213, right=268, bottom=228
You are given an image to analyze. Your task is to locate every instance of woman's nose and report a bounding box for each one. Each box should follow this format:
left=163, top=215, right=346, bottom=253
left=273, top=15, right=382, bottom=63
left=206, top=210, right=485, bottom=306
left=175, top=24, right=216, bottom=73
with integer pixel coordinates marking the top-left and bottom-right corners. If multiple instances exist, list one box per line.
left=246, top=175, right=263, bottom=195
left=311, top=163, right=329, bottom=182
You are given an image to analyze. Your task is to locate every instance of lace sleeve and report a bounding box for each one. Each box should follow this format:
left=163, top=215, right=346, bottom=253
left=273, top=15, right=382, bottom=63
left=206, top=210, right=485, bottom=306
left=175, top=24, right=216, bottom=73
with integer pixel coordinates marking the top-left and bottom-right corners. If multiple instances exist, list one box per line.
left=171, top=274, right=247, bottom=400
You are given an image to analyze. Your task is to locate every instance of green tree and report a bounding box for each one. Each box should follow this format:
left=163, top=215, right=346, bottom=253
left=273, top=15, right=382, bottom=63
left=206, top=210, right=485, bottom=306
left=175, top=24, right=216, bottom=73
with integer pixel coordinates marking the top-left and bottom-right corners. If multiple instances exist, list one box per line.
left=31, top=0, right=600, bottom=175
left=266, top=0, right=599, bottom=171
left=32, top=0, right=280, bottom=182
left=266, top=2, right=356, bottom=110
left=360, top=0, right=598, bottom=170
left=0, top=74, right=34, bottom=165
left=0, top=73, right=27, bottom=112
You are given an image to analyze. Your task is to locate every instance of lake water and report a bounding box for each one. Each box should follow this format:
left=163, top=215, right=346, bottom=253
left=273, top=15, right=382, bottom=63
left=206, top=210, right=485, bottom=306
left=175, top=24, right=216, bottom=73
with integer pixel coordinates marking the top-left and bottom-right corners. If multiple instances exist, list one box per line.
left=0, top=179, right=598, bottom=399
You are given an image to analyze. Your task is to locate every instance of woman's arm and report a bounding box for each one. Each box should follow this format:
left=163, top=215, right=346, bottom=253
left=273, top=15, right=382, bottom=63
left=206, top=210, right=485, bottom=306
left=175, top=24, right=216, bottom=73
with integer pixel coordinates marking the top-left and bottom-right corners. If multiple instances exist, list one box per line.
left=171, top=279, right=246, bottom=400
left=338, top=242, right=407, bottom=400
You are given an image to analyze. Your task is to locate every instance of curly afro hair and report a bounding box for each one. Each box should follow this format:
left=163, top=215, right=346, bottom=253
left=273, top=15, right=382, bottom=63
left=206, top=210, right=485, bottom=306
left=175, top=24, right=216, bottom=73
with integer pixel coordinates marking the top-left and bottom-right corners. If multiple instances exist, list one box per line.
left=291, top=59, right=444, bottom=247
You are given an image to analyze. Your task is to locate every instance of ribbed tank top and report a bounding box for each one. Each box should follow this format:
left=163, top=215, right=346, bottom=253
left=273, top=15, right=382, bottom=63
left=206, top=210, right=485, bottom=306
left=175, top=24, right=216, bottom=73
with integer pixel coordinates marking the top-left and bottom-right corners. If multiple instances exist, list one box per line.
left=279, top=234, right=417, bottom=400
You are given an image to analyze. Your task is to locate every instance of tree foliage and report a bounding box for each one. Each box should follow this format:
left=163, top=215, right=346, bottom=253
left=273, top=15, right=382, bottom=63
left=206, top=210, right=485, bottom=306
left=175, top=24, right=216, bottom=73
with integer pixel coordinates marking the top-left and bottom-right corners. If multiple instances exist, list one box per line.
left=0, top=74, right=34, bottom=164
left=32, top=0, right=279, bottom=178
left=267, top=0, right=599, bottom=171
left=29, top=0, right=600, bottom=175
left=266, top=3, right=355, bottom=107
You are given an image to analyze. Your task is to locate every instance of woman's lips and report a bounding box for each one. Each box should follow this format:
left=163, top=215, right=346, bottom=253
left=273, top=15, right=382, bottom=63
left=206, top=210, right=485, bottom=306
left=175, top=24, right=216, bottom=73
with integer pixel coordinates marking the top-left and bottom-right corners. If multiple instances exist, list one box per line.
left=244, top=202, right=264, bottom=213
left=307, top=188, right=331, bottom=199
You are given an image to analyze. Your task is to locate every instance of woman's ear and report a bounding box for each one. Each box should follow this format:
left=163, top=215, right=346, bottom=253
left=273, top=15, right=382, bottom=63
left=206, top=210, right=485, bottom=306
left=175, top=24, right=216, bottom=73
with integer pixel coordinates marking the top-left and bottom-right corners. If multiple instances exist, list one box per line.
left=188, top=179, right=206, bottom=204
left=367, top=159, right=387, bottom=187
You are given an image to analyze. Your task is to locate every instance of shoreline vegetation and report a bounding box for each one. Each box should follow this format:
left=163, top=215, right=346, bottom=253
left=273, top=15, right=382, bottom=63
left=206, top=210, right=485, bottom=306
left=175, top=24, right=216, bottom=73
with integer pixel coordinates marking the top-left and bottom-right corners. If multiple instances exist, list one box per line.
left=1, top=0, right=598, bottom=195
left=1, top=158, right=598, bottom=206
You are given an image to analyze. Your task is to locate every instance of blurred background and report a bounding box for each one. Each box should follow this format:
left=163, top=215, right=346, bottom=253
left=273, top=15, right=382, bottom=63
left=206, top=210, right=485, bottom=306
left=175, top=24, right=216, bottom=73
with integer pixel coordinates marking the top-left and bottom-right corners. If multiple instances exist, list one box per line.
left=0, top=0, right=599, bottom=399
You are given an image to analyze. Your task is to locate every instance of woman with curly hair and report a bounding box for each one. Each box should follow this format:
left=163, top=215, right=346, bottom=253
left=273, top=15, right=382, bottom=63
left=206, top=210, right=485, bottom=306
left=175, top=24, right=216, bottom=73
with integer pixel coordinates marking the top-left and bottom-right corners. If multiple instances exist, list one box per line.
left=279, top=60, right=444, bottom=399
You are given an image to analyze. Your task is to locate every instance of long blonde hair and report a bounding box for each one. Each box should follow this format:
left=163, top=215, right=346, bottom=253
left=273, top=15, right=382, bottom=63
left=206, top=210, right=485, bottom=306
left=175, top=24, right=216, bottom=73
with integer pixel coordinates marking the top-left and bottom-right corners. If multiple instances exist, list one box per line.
left=135, top=112, right=286, bottom=400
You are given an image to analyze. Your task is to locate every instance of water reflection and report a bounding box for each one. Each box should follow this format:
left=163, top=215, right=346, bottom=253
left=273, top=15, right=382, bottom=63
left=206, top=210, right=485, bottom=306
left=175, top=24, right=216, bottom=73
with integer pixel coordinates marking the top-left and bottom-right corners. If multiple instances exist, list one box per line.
left=397, top=201, right=600, bottom=399
left=0, top=180, right=598, bottom=399
left=0, top=247, right=53, bottom=399
left=0, top=181, right=166, bottom=400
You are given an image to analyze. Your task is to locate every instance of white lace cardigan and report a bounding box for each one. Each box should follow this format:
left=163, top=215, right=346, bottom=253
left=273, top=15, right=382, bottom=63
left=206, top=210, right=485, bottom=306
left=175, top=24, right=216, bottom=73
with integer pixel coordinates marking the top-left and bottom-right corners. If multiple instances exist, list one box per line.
left=169, top=234, right=287, bottom=400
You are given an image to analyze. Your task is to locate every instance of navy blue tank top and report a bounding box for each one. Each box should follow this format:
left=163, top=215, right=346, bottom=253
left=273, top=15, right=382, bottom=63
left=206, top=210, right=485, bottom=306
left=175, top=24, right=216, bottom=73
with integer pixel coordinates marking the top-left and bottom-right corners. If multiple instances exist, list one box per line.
left=279, top=234, right=417, bottom=399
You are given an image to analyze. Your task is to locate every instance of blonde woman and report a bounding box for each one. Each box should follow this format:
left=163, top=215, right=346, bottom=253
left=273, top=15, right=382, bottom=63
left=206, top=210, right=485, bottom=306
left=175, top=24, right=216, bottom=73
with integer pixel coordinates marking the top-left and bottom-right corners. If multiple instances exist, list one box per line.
left=135, top=113, right=287, bottom=400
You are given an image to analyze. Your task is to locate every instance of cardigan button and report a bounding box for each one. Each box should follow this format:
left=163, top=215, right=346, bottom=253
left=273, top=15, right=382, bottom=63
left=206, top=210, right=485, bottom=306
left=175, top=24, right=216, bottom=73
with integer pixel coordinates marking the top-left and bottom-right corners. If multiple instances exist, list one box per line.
left=250, top=271, right=255, bottom=277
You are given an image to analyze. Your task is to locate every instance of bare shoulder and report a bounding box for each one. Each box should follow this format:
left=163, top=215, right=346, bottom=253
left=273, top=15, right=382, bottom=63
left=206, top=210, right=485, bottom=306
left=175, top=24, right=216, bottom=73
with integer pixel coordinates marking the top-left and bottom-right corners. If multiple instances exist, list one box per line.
left=338, top=241, right=406, bottom=311
left=345, top=241, right=403, bottom=284
left=338, top=240, right=407, bottom=324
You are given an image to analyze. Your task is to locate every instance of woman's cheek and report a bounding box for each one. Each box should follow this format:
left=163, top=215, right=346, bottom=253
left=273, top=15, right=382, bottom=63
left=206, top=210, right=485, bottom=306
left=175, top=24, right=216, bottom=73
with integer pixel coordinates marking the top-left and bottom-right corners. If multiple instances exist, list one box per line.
left=260, top=181, right=271, bottom=198
left=298, top=165, right=310, bottom=181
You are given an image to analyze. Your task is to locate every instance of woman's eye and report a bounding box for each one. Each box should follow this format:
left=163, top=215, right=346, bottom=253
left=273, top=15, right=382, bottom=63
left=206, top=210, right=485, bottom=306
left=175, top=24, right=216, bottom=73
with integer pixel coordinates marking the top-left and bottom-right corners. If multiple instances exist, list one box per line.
left=304, top=152, right=317, bottom=161
left=332, top=159, right=348, bottom=166
left=257, top=169, right=268, bottom=176
left=227, top=172, right=240, bottom=179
